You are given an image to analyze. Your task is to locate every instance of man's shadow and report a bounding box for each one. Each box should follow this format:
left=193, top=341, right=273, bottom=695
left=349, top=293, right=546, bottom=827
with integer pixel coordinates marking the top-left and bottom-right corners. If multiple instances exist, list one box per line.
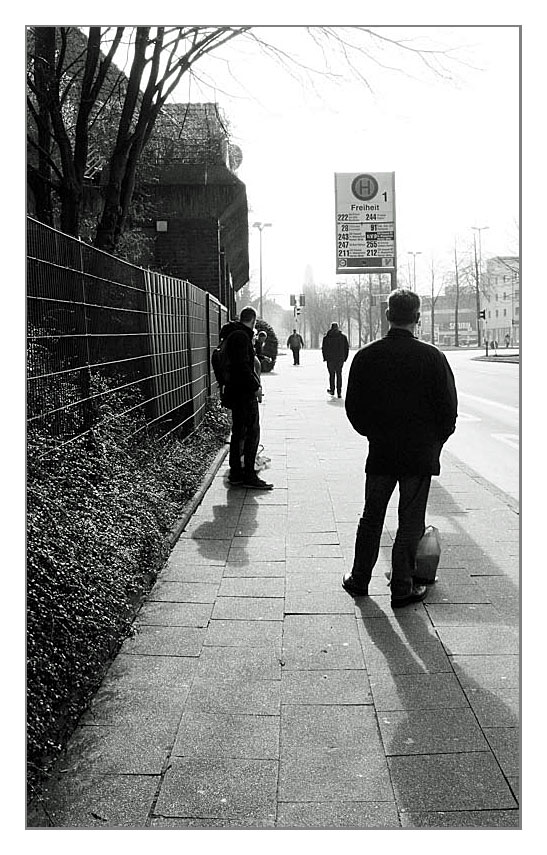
left=190, top=498, right=260, bottom=567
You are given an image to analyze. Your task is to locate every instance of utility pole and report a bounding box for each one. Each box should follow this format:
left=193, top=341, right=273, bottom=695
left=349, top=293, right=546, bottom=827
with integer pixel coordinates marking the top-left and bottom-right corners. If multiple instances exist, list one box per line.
left=252, top=222, right=272, bottom=318
left=453, top=240, right=460, bottom=348
left=471, top=225, right=489, bottom=348
left=408, top=251, right=421, bottom=292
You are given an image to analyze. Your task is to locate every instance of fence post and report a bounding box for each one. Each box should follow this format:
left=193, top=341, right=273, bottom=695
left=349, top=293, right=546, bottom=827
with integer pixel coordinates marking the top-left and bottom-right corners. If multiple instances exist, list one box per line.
left=206, top=294, right=212, bottom=395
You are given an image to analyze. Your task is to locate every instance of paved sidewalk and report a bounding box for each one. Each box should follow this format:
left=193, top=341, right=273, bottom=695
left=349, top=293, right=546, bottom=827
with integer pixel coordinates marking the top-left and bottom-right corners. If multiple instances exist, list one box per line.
left=28, top=349, right=520, bottom=829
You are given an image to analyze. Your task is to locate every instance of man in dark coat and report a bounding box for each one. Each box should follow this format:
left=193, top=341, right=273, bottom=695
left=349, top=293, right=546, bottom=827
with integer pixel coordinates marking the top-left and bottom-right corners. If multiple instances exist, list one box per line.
left=321, top=322, right=350, bottom=397
left=287, top=329, right=304, bottom=365
left=220, top=306, right=273, bottom=490
left=343, top=289, right=457, bottom=608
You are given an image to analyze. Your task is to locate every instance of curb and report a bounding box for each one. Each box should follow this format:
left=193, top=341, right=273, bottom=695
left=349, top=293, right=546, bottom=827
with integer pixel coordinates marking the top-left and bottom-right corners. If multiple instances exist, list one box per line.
left=166, top=443, right=230, bottom=548
left=445, top=450, right=519, bottom=515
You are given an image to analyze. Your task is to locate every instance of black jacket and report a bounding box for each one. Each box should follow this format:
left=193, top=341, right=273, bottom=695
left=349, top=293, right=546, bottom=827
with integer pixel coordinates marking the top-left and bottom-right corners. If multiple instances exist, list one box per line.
left=322, top=328, right=349, bottom=363
left=220, top=321, right=260, bottom=405
left=345, top=328, right=458, bottom=475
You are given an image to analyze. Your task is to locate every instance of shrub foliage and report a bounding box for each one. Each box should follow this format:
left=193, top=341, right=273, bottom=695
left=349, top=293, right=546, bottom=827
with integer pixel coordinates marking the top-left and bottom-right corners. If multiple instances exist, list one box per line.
left=27, top=380, right=230, bottom=796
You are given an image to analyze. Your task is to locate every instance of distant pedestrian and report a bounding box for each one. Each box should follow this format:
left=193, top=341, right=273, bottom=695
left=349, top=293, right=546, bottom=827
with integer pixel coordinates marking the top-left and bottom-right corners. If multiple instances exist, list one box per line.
left=321, top=322, right=349, bottom=398
left=343, top=289, right=458, bottom=608
left=219, top=306, right=273, bottom=490
left=505, top=333, right=510, bottom=348
left=287, top=329, right=304, bottom=365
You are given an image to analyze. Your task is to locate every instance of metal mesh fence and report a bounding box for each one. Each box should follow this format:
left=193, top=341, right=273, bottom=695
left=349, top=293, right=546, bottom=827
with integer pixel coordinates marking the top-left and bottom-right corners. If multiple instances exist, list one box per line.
left=27, top=218, right=228, bottom=455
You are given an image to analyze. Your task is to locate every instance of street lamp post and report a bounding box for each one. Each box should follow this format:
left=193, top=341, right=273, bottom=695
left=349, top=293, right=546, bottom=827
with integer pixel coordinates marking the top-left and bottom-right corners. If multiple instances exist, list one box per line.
left=407, top=251, right=422, bottom=292
left=252, top=222, right=272, bottom=318
left=471, top=225, right=489, bottom=348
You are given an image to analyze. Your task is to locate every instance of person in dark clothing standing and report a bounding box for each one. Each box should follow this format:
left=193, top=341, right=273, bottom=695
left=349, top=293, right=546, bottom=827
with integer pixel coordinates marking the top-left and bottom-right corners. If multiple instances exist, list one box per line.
left=287, top=329, right=304, bottom=365
left=342, top=289, right=457, bottom=608
left=220, top=306, right=273, bottom=490
left=321, top=322, right=350, bottom=397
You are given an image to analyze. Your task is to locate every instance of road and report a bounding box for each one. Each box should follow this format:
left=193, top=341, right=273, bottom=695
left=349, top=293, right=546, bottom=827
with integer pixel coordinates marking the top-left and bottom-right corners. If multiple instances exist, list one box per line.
left=275, top=346, right=519, bottom=504
left=443, top=349, right=519, bottom=503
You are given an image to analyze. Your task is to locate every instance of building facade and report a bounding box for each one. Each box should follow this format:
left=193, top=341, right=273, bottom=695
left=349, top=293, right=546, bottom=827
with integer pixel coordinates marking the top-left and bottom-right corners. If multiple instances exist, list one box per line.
left=484, top=256, right=520, bottom=347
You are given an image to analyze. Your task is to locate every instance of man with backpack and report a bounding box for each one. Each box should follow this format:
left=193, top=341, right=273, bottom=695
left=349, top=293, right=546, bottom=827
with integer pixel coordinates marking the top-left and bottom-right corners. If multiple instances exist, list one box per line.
left=213, top=306, right=273, bottom=490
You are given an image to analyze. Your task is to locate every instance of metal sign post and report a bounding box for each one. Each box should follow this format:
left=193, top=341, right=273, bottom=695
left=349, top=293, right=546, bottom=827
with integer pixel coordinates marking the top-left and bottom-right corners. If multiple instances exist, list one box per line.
left=335, top=172, right=397, bottom=291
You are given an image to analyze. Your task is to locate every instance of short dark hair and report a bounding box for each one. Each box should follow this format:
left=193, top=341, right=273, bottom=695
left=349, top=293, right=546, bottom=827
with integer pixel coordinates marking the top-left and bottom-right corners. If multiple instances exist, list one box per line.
left=388, top=289, right=420, bottom=325
left=240, top=305, right=257, bottom=324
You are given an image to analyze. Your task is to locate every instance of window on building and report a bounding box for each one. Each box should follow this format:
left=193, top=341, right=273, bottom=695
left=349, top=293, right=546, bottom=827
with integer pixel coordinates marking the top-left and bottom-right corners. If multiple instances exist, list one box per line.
left=504, top=309, right=507, bottom=316
left=488, top=310, right=491, bottom=319
left=495, top=309, right=499, bottom=318
left=515, top=306, right=519, bottom=316
left=503, top=292, right=507, bottom=300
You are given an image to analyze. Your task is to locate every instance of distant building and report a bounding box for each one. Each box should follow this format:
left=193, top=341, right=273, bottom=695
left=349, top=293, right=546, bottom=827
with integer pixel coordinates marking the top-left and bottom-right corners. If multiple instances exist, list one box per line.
left=419, top=293, right=478, bottom=347
left=484, top=256, right=520, bottom=346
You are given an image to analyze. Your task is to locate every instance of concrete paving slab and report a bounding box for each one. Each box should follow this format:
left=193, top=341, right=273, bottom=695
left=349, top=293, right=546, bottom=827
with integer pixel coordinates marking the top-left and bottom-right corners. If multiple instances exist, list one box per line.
left=169, top=538, right=231, bottom=564
left=399, top=809, right=520, bottom=829
left=278, top=750, right=393, bottom=803
left=150, top=816, right=276, bottom=828
left=212, top=596, right=284, bottom=621
left=186, top=678, right=281, bottom=715
left=369, top=672, right=470, bottom=711
left=159, top=565, right=224, bottom=583
left=204, top=619, right=282, bottom=648
left=450, top=654, right=520, bottom=689
left=378, top=707, right=489, bottom=755
left=81, top=685, right=190, bottom=728
left=282, top=614, right=364, bottom=670
left=105, top=653, right=197, bottom=688
left=286, top=556, right=347, bottom=574
left=388, top=752, right=518, bottom=811
left=281, top=669, right=372, bottom=704
left=55, top=724, right=171, bottom=775
left=223, top=560, right=286, bottom=577
left=155, top=757, right=278, bottom=822
left=195, top=646, right=282, bottom=681
left=286, top=573, right=348, bottom=594
left=148, top=580, right=219, bottom=603
left=120, top=624, right=205, bottom=657
left=463, top=686, right=519, bottom=727
left=281, top=705, right=383, bottom=753
left=228, top=544, right=287, bottom=562
left=425, top=603, right=504, bottom=625
left=436, top=625, right=519, bottom=655
left=284, top=589, right=355, bottom=614
left=218, top=576, right=285, bottom=598
left=362, top=639, right=453, bottom=676
left=483, top=727, right=520, bottom=775
left=286, top=544, right=344, bottom=559
left=424, top=583, right=491, bottom=604
left=276, top=800, right=400, bottom=829
left=135, top=601, right=212, bottom=627
left=28, top=773, right=160, bottom=828
left=172, top=710, right=279, bottom=759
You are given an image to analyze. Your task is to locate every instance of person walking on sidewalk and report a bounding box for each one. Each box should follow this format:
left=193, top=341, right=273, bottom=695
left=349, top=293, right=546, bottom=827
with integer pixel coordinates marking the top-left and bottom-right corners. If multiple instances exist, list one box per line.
left=322, top=322, right=349, bottom=397
left=287, top=329, right=304, bottom=365
left=342, top=289, right=457, bottom=608
left=220, top=306, right=273, bottom=490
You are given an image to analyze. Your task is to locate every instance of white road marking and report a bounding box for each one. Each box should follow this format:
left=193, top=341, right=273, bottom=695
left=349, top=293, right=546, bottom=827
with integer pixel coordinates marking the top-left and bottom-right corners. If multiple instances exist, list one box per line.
left=491, top=433, right=519, bottom=450
left=459, top=392, right=519, bottom=414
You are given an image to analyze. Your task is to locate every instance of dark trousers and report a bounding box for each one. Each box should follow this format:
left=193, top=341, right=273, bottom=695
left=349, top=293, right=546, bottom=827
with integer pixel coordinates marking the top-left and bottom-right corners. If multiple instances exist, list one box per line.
left=327, top=360, right=344, bottom=394
left=291, top=347, right=301, bottom=365
left=352, top=473, right=431, bottom=597
left=229, top=398, right=260, bottom=476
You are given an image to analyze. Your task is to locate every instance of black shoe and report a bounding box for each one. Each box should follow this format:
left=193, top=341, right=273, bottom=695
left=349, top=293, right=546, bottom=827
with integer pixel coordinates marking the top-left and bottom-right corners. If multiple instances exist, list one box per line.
left=327, top=388, right=334, bottom=395
left=337, top=393, right=342, bottom=398
left=243, top=475, right=274, bottom=490
left=228, top=471, right=244, bottom=485
left=413, top=575, right=437, bottom=586
left=342, top=572, right=369, bottom=597
left=391, top=584, right=427, bottom=609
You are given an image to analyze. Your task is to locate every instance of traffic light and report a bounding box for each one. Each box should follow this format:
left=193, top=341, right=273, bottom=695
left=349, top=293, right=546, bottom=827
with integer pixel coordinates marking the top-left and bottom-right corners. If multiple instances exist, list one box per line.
left=299, top=294, right=306, bottom=306
left=290, top=294, right=296, bottom=306
left=478, top=309, right=486, bottom=320
left=294, top=306, right=301, bottom=317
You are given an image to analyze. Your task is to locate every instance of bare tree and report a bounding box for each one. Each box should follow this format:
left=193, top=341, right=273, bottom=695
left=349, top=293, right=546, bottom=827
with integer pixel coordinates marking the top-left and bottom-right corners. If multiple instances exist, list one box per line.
left=27, top=26, right=469, bottom=251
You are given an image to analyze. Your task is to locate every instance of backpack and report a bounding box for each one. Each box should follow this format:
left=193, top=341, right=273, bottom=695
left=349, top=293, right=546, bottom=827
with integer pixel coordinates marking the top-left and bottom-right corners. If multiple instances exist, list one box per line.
left=211, top=335, right=231, bottom=388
